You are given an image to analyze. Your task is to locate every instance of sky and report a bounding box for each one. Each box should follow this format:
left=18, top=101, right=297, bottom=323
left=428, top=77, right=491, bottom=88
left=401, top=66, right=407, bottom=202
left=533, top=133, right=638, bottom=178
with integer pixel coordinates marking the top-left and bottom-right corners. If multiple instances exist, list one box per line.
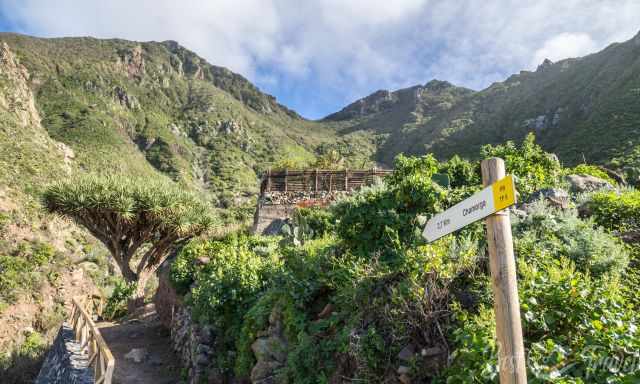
left=0, top=1, right=639, bottom=119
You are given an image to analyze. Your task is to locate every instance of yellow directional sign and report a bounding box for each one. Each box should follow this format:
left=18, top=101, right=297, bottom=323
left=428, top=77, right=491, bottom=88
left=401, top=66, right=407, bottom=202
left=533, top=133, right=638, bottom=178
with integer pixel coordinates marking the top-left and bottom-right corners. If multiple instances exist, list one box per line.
left=422, top=175, right=517, bottom=242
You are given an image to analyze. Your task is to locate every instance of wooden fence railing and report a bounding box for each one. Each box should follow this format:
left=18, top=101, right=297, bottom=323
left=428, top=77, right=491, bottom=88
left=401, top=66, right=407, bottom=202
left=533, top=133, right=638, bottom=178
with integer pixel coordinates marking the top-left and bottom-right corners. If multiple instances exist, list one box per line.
left=260, top=168, right=392, bottom=194
left=70, top=294, right=114, bottom=384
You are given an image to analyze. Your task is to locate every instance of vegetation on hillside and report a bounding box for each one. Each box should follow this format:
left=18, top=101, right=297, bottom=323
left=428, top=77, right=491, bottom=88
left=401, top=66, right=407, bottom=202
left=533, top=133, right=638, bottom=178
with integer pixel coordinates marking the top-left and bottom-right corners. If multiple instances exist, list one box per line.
left=0, top=33, right=376, bottom=211
left=170, top=136, right=640, bottom=383
left=327, top=32, right=640, bottom=176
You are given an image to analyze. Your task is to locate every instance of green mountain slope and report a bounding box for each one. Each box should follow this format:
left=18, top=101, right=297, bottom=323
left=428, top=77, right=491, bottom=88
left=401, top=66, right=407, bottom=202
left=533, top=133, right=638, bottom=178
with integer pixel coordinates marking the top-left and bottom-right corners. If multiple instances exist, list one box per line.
left=327, top=30, right=640, bottom=179
left=2, top=29, right=640, bottom=206
left=0, top=33, right=375, bottom=208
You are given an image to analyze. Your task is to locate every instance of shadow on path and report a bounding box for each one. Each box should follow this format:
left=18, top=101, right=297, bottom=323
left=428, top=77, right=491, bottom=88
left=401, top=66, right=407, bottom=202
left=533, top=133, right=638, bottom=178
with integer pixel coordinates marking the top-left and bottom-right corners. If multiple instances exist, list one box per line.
left=97, top=304, right=183, bottom=384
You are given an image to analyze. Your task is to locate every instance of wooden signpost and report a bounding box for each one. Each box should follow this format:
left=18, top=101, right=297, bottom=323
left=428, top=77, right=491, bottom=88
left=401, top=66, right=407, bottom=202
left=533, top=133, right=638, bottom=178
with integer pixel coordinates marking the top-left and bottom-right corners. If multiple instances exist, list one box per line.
left=422, top=157, right=527, bottom=384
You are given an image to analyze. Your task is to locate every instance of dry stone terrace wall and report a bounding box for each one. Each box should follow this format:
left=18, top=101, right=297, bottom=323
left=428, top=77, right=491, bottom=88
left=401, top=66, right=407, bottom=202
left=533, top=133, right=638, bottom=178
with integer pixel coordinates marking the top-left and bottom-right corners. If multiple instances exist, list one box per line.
left=155, top=264, right=288, bottom=384
left=155, top=265, right=229, bottom=384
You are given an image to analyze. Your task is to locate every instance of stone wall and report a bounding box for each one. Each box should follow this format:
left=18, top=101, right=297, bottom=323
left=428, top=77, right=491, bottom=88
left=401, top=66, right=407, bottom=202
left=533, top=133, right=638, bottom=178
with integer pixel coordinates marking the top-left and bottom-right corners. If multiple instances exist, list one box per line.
left=35, top=324, right=94, bottom=384
left=252, top=202, right=297, bottom=235
left=156, top=265, right=227, bottom=384
left=155, top=263, right=288, bottom=384
left=252, top=191, right=354, bottom=236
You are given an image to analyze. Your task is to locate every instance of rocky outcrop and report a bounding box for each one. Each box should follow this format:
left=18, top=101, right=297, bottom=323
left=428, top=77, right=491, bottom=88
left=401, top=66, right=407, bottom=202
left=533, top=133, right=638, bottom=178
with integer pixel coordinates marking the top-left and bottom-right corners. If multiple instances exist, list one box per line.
left=35, top=324, right=94, bottom=384
left=113, top=86, right=139, bottom=109
left=0, top=42, right=77, bottom=171
left=118, top=45, right=145, bottom=79
left=0, top=41, right=41, bottom=127
left=566, top=174, right=615, bottom=193
left=536, top=58, right=554, bottom=72
left=526, top=188, right=570, bottom=209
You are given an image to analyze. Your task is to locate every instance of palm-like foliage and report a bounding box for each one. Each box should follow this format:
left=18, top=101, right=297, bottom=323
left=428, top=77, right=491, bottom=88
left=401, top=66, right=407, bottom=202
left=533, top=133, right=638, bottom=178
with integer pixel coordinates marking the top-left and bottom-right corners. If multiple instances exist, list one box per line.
left=43, top=175, right=216, bottom=308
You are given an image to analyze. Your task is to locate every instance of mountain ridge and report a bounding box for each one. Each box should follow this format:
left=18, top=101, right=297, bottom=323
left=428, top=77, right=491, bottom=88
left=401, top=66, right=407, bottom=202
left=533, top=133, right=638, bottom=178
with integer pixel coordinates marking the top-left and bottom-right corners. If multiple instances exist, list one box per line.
left=1, top=29, right=639, bottom=210
left=327, top=29, right=640, bottom=173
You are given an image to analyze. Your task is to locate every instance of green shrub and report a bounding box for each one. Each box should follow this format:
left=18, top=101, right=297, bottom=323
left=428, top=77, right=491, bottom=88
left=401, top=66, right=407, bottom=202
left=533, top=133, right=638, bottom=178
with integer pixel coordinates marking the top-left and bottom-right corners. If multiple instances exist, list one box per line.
left=188, top=235, right=280, bottom=327
left=444, top=257, right=640, bottom=383
left=481, top=133, right=562, bottom=196
left=103, top=280, right=136, bottom=320
left=0, top=212, right=10, bottom=230
left=0, top=255, right=31, bottom=302
left=333, top=154, right=446, bottom=262
left=170, top=235, right=281, bottom=374
left=587, top=190, right=640, bottom=233
left=295, top=207, right=335, bottom=238
left=437, top=154, right=481, bottom=188
left=514, top=201, right=629, bottom=277
left=30, top=242, right=56, bottom=266
left=169, top=242, right=201, bottom=295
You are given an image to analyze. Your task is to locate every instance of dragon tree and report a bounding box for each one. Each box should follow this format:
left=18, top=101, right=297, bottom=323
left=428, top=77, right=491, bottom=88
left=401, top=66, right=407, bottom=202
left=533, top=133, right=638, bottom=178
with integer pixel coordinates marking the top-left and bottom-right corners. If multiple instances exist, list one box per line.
left=43, top=175, right=215, bottom=311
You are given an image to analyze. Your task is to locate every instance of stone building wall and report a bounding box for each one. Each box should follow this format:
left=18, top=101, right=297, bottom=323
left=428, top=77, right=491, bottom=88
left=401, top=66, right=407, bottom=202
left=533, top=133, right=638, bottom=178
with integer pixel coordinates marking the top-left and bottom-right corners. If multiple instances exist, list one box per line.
left=252, top=191, right=349, bottom=235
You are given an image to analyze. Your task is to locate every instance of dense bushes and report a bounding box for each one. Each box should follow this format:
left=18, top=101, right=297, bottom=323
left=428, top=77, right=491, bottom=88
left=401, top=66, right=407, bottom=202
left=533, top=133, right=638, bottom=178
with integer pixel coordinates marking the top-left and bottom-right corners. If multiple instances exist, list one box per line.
left=187, top=235, right=280, bottom=327
left=170, top=235, right=280, bottom=372
left=446, top=256, right=640, bottom=383
left=333, top=154, right=447, bottom=262
left=170, top=134, right=640, bottom=383
left=481, top=133, right=562, bottom=196
left=586, top=190, right=640, bottom=233
left=102, top=280, right=136, bottom=320
left=514, top=201, right=629, bottom=276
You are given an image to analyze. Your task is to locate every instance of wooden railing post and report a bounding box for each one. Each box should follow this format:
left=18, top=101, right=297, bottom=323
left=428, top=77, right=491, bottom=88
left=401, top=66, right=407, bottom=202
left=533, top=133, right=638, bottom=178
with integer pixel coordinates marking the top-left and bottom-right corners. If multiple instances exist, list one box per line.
left=70, top=295, right=115, bottom=384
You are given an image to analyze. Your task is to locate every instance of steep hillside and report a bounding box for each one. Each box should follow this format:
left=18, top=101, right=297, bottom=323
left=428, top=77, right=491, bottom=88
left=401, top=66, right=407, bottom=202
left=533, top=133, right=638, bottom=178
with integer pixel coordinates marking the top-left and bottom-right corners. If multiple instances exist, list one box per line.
left=328, top=30, right=640, bottom=179
left=0, top=33, right=375, bottom=208
left=0, top=41, right=113, bottom=382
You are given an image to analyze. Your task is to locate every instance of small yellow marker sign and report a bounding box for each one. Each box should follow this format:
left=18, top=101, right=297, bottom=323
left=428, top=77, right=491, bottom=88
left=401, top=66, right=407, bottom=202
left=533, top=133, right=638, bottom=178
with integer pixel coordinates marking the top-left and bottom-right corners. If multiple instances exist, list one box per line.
left=422, top=175, right=517, bottom=242
left=492, top=174, right=516, bottom=211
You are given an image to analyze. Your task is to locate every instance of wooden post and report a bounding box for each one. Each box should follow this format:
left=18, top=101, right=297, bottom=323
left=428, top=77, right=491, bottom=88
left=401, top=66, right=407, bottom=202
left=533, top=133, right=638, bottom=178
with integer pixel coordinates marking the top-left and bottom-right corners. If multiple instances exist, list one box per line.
left=315, top=169, right=319, bottom=195
left=266, top=169, right=271, bottom=192
left=481, top=158, right=527, bottom=384
left=284, top=169, right=288, bottom=193
left=344, top=169, right=349, bottom=191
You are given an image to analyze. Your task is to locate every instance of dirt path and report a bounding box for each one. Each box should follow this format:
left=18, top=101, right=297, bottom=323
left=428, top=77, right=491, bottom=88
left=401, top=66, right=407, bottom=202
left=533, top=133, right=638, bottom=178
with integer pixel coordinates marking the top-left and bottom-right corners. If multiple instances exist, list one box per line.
left=97, top=305, right=183, bottom=384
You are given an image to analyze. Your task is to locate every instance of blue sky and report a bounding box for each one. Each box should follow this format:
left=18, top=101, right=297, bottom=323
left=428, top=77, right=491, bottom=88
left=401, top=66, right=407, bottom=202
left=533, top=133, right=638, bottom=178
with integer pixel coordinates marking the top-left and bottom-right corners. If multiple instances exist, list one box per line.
left=1, top=0, right=639, bottom=119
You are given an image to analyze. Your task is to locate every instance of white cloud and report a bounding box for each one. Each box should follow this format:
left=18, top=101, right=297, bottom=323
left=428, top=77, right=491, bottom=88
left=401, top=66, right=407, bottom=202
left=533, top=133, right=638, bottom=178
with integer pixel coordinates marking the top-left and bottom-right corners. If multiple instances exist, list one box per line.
left=1, top=0, right=639, bottom=117
left=530, top=33, right=598, bottom=68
